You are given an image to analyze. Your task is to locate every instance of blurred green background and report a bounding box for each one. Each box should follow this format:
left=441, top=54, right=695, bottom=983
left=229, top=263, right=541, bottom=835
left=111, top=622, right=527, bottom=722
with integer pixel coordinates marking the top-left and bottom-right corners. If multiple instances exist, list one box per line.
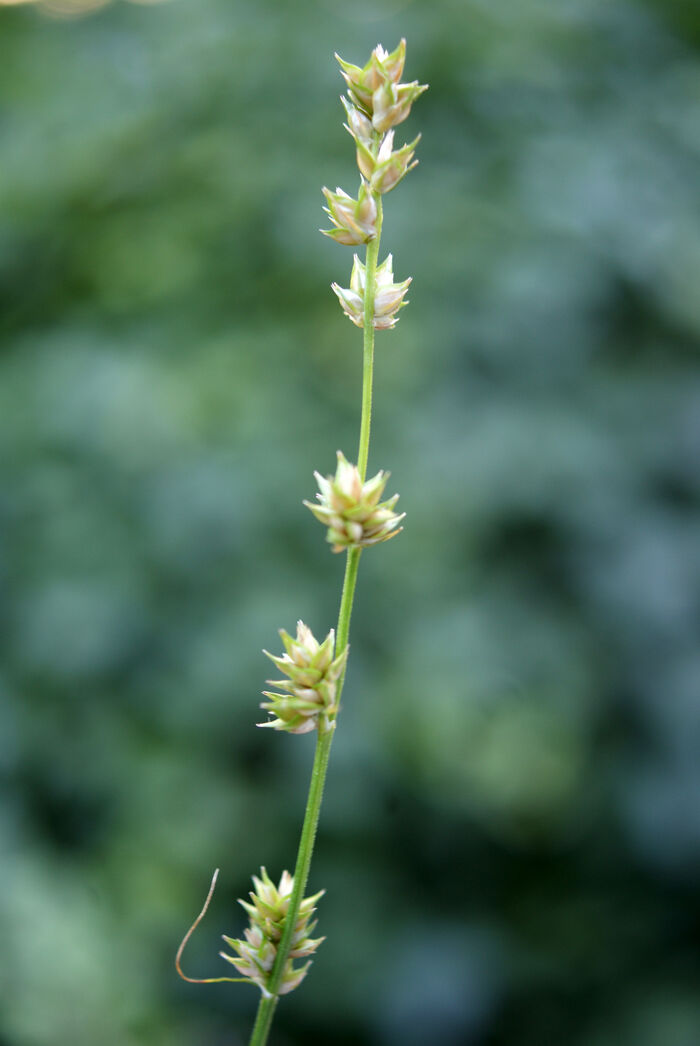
left=1, top=0, right=700, bottom=1044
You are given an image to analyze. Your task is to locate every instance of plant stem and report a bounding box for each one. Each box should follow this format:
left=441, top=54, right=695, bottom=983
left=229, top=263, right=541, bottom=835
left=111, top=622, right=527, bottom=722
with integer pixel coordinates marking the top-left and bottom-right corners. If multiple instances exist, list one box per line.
left=248, top=193, right=382, bottom=1046
left=248, top=995, right=277, bottom=1045
left=247, top=557, right=357, bottom=1046
left=358, top=194, right=383, bottom=482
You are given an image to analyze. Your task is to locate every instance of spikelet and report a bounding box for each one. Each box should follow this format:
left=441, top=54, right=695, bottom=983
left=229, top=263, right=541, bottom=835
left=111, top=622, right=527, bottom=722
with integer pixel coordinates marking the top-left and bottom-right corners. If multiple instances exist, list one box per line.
left=335, top=39, right=427, bottom=130
left=220, top=868, right=325, bottom=998
left=304, top=451, right=404, bottom=553
left=320, top=182, right=377, bottom=245
left=332, top=253, right=411, bottom=330
left=259, top=621, right=348, bottom=735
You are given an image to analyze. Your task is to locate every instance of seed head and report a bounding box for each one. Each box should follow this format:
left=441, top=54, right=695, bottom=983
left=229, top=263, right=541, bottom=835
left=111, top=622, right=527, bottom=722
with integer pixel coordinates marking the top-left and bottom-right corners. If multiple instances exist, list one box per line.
left=363, top=133, right=421, bottom=194
left=220, top=868, right=325, bottom=998
left=320, top=182, right=377, bottom=245
left=335, top=39, right=427, bottom=130
left=304, top=451, right=405, bottom=553
left=335, top=39, right=406, bottom=115
left=332, top=253, right=411, bottom=330
left=260, top=621, right=348, bottom=734
left=371, top=79, right=428, bottom=134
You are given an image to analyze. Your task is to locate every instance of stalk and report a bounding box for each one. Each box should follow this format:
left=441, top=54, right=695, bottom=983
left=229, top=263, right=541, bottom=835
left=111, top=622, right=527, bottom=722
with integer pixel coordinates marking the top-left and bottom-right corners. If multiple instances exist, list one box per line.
left=358, top=195, right=383, bottom=482
left=177, top=39, right=426, bottom=1046
left=249, top=201, right=381, bottom=1046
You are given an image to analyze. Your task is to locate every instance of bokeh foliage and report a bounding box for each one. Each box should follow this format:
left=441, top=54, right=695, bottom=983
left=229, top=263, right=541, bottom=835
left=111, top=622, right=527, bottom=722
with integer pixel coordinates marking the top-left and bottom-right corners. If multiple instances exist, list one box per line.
left=1, top=1, right=699, bottom=1044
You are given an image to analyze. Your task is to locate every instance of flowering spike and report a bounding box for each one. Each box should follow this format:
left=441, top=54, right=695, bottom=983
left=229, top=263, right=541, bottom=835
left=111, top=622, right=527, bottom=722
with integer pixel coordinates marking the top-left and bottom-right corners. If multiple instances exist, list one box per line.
left=220, top=869, right=325, bottom=997
left=258, top=620, right=348, bottom=734
left=304, top=451, right=405, bottom=553
left=332, top=253, right=411, bottom=330
left=335, top=39, right=426, bottom=129
left=179, top=38, right=428, bottom=1042
left=371, top=134, right=421, bottom=194
left=371, top=80, right=428, bottom=134
left=321, top=182, right=377, bottom=245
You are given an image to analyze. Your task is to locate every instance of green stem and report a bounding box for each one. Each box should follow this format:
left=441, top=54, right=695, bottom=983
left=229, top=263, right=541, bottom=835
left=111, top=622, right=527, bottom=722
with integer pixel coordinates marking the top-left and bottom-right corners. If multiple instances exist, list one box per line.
left=249, top=995, right=277, bottom=1045
left=358, top=194, right=383, bottom=482
left=248, top=556, right=359, bottom=1046
left=248, top=194, right=382, bottom=1046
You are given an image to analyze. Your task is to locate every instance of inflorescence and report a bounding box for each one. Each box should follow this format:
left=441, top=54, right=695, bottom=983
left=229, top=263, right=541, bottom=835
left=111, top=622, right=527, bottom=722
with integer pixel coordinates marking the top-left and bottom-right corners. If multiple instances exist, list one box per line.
left=177, top=41, right=426, bottom=1030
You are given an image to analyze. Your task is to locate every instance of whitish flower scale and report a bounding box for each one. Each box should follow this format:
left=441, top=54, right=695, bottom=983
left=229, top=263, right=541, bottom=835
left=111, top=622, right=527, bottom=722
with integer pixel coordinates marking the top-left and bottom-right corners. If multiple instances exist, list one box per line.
left=304, top=451, right=405, bottom=553
left=260, top=621, right=348, bottom=735
left=220, top=868, right=324, bottom=998
left=332, top=253, right=411, bottom=330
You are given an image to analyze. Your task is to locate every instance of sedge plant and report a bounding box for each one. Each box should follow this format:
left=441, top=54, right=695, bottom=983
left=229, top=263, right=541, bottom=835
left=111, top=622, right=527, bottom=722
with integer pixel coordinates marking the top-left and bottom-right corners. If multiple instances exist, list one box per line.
left=177, top=39, right=427, bottom=1046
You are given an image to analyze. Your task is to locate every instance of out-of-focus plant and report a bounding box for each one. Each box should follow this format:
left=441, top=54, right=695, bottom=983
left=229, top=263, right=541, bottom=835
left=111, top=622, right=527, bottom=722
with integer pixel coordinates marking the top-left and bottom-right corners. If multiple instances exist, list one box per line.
left=176, top=39, right=427, bottom=1046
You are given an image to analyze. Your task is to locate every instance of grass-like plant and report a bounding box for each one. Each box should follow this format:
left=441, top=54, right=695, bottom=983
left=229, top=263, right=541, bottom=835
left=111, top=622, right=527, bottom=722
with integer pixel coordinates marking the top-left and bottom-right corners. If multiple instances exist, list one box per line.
left=177, top=39, right=427, bottom=1046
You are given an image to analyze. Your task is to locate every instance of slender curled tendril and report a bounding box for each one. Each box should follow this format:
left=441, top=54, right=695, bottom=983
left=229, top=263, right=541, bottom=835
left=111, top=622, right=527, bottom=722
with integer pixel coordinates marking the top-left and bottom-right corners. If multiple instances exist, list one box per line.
left=175, top=869, right=251, bottom=986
